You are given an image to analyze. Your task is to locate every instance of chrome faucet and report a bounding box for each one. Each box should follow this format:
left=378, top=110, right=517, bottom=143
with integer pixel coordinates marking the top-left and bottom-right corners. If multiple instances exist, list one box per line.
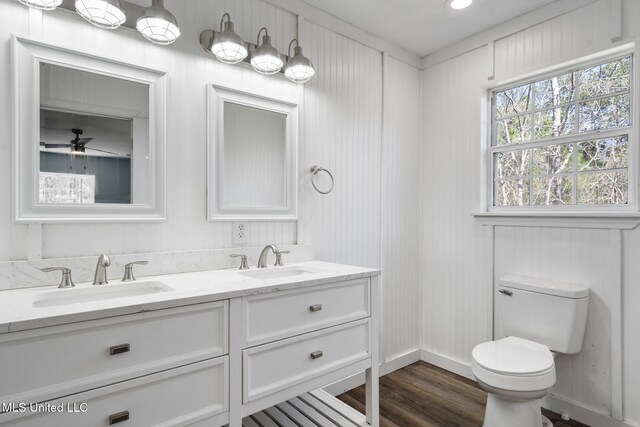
left=257, top=244, right=279, bottom=268
left=93, top=253, right=111, bottom=285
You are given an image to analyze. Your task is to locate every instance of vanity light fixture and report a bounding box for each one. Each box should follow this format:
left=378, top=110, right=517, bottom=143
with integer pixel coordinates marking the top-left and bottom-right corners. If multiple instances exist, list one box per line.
left=284, top=39, right=315, bottom=83
left=210, top=13, right=248, bottom=64
left=75, top=0, right=126, bottom=30
left=136, top=0, right=181, bottom=45
left=16, top=0, right=62, bottom=10
left=445, top=0, right=473, bottom=9
left=199, top=16, right=315, bottom=83
left=251, top=27, right=283, bottom=75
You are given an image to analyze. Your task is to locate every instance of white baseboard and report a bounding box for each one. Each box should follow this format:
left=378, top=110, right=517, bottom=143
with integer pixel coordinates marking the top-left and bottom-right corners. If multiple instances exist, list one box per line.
left=420, top=349, right=639, bottom=427
left=420, top=349, right=474, bottom=380
left=549, top=395, right=637, bottom=427
left=323, top=349, right=422, bottom=396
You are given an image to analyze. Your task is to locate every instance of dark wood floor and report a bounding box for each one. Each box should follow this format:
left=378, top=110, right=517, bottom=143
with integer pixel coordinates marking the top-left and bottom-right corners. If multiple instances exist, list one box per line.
left=337, top=361, right=589, bottom=427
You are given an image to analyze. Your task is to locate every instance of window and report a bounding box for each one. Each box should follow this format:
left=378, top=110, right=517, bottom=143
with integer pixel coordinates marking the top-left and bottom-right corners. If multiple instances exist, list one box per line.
left=490, top=55, right=633, bottom=209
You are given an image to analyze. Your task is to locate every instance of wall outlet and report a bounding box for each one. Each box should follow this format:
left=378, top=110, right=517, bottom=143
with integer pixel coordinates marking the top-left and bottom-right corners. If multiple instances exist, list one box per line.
left=232, top=222, right=248, bottom=245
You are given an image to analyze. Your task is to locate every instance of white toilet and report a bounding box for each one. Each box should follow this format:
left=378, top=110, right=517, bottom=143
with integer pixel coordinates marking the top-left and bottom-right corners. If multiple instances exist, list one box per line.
left=472, top=276, right=589, bottom=427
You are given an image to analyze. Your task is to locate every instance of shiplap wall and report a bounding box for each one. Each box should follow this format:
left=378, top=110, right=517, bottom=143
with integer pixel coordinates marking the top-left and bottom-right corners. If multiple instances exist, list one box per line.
left=421, top=45, right=494, bottom=367
left=297, top=21, right=422, bottom=361
left=381, top=56, right=422, bottom=361
left=0, top=0, right=422, bottom=364
left=421, top=0, right=640, bottom=424
left=298, top=20, right=382, bottom=270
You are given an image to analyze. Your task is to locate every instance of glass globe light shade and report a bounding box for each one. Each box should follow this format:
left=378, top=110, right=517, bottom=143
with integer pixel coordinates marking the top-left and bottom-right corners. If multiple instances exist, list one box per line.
left=75, top=0, right=126, bottom=30
left=251, top=33, right=283, bottom=75
left=136, top=0, right=181, bottom=45
left=284, top=46, right=315, bottom=83
left=211, top=18, right=248, bottom=64
left=17, top=0, right=62, bottom=11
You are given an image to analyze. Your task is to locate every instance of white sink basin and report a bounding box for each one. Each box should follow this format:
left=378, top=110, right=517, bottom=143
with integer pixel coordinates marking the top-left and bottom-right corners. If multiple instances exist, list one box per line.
left=240, top=266, right=323, bottom=280
left=32, top=281, right=173, bottom=307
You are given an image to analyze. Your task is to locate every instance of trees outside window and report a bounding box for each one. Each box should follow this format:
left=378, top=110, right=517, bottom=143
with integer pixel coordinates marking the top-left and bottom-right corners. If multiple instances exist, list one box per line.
left=491, top=56, right=632, bottom=208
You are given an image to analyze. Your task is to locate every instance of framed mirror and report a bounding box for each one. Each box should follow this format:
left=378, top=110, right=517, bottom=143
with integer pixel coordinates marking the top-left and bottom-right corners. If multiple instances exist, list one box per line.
left=12, top=36, right=166, bottom=222
left=207, top=85, right=298, bottom=221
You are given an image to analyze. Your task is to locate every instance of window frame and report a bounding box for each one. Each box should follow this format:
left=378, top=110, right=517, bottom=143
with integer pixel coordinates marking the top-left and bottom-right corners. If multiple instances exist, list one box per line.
left=481, top=43, right=639, bottom=217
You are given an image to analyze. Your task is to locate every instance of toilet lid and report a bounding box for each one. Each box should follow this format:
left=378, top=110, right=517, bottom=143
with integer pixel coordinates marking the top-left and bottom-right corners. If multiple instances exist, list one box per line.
left=473, top=336, right=554, bottom=376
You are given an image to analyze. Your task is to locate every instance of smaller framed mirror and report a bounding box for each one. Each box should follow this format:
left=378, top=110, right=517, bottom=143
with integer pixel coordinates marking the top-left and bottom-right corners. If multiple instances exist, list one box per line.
left=12, top=36, right=166, bottom=222
left=207, top=85, right=298, bottom=221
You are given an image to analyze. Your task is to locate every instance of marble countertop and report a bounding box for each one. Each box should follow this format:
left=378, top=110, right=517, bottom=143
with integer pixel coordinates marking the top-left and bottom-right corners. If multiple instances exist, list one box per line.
left=0, top=261, right=380, bottom=334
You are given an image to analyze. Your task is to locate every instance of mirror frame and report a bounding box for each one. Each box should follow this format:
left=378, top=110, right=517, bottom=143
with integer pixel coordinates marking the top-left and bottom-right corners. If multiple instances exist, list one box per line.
left=207, top=84, right=298, bottom=221
left=12, top=36, right=167, bottom=223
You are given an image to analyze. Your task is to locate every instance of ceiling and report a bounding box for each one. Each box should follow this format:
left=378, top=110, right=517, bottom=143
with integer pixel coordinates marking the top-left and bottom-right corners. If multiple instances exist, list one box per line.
left=300, top=0, right=561, bottom=57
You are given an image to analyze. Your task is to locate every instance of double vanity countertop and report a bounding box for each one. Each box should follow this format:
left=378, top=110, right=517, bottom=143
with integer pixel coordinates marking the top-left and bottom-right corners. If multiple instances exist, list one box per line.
left=0, top=261, right=380, bottom=335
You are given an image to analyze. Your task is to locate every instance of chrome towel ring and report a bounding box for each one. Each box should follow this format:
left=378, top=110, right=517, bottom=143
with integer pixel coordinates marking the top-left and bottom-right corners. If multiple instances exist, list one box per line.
left=310, top=165, right=334, bottom=194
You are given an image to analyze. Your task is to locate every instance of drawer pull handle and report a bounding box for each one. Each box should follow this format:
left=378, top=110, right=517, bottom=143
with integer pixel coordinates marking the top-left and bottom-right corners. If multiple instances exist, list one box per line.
left=108, top=411, right=129, bottom=425
left=310, top=350, right=323, bottom=360
left=109, top=344, right=130, bottom=356
left=309, top=304, right=323, bottom=312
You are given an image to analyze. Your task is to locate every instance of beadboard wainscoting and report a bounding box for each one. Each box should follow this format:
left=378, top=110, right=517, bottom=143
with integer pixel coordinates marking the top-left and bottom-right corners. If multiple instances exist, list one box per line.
left=421, top=0, right=640, bottom=426
left=0, top=0, right=422, bottom=368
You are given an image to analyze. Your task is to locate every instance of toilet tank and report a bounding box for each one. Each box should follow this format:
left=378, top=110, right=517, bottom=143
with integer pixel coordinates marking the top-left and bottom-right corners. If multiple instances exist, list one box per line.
left=497, top=276, right=589, bottom=354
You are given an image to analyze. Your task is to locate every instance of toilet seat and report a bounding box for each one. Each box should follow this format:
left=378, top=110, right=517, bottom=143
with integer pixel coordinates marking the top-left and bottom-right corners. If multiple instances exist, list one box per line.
left=472, top=337, right=556, bottom=392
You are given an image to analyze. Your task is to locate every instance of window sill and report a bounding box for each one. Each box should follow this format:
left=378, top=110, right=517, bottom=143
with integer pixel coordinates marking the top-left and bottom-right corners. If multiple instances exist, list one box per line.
left=472, top=211, right=640, bottom=229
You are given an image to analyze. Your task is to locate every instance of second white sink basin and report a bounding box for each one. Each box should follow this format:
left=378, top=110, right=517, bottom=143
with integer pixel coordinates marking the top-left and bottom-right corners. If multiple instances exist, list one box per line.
left=240, top=266, right=322, bottom=280
left=32, top=281, right=173, bottom=308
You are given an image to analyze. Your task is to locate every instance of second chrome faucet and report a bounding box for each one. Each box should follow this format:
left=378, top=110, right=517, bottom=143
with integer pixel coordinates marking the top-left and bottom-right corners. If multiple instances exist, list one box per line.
left=257, top=245, right=290, bottom=268
left=229, top=245, right=291, bottom=270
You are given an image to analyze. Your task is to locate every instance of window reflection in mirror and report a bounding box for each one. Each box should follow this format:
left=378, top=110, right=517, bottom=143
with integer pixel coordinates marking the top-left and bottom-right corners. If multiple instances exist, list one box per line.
left=38, top=63, right=150, bottom=205
left=223, top=102, right=287, bottom=208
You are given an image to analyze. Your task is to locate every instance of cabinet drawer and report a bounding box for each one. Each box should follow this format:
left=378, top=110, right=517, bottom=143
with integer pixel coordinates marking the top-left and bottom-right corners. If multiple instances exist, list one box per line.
left=243, top=319, right=370, bottom=402
left=1, top=357, right=229, bottom=427
left=243, top=278, right=370, bottom=347
left=0, top=301, right=228, bottom=406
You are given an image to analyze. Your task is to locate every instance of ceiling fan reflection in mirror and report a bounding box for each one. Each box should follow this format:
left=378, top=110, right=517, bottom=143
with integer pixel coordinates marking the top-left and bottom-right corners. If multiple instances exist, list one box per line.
left=40, top=129, right=129, bottom=156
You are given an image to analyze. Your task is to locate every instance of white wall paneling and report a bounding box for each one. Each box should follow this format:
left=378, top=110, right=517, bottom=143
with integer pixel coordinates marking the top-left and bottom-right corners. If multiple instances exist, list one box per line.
left=298, top=19, right=382, bottom=270
left=494, top=227, right=618, bottom=416
left=381, top=55, right=422, bottom=362
left=420, top=0, right=640, bottom=425
left=421, top=45, right=494, bottom=367
left=0, top=0, right=423, bottom=367
left=297, top=18, right=423, bottom=363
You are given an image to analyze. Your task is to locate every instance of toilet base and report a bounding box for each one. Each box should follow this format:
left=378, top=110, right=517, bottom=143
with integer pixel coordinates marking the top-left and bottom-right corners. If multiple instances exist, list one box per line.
left=483, top=393, right=549, bottom=427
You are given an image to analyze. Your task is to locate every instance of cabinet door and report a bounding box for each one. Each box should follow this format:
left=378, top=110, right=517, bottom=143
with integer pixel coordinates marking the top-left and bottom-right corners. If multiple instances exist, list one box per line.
left=0, top=301, right=228, bottom=406
left=0, top=357, right=229, bottom=427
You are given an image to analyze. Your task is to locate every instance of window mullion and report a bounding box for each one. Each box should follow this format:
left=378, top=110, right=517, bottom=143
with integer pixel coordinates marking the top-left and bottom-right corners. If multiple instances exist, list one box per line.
left=574, top=70, right=581, bottom=135
left=490, top=127, right=632, bottom=153
left=573, top=140, right=578, bottom=205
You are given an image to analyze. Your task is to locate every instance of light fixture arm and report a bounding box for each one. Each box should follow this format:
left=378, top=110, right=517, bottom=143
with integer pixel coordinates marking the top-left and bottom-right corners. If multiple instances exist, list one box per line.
left=256, top=27, right=269, bottom=45
left=288, top=38, right=299, bottom=57
left=219, top=12, right=230, bottom=31
left=152, top=0, right=163, bottom=6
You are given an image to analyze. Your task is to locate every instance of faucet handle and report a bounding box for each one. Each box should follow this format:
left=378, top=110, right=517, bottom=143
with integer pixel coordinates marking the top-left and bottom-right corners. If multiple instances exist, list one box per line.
left=274, top=250, right=291, bottom=267
left=122, top=261, right=149, bottom=282
left=41, top=267, right=75, bottom=288
left=229, top=254, right=249, bottom=270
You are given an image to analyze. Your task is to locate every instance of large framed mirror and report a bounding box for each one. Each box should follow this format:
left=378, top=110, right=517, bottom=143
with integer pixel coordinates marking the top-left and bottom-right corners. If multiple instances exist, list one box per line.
left=207, top=85, right=298, bottom=221
left=12, top=36, right=166, bottom=222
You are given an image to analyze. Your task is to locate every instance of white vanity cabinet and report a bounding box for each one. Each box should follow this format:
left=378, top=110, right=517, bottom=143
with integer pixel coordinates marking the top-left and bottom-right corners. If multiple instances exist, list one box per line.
left=231, top=276, right=380, bottom=426
left=0, top=264, right=380, bottom=427
left=0, top=301, right=230, bottom=427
